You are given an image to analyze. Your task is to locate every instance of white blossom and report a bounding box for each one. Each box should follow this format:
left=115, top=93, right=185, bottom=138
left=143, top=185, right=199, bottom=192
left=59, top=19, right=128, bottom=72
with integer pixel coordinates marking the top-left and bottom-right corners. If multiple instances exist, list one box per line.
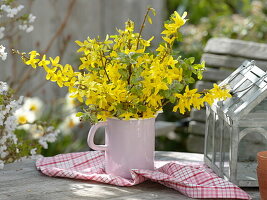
left=0, top=81, right=9, bottom=95
left=23, top=97, right=43, bottom=117
left=38, top=127, right=60, bottom=149
left=18, top=24, right=34, bottom=33
left=0, top=112, right=4, bottom=126
left=9, top=99, right=22, bottom=112
left=38, top=138, right=48, bottom=149
left=0, top=4, right=24, bottom=18
left=28, top=14, right=36, bottom=23
left=9, top=133, right=18, bottom=145
left=17, top=96, right=24, bottom=105
left=0, top=151, right=8, bottom=159
left=59, top=113, right=80, bottom=134
left=0, top=81, right=59, bottom=166
left=4, top=115, right=17, bottom=134
left=15, top=108, right=36, bottom=125
left=26, top=25, right=34, bottom=33
left=0, top=145, right=7, bottom=152
left=30, top=148, right=37, bottom=155
left=64, top=93, right=77, bottom=112
left=0, top=136, right=7, bottom=144
left=18, top=24, right=27, bottom=31
left=0, top=45, right=7, bottom=61
left=27, top=124, right=44, bottom=139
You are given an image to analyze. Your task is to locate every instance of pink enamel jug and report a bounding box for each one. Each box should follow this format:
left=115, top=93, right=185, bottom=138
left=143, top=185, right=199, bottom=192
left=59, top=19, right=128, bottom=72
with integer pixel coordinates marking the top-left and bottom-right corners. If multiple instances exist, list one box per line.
left=87, top=117, right=155, bottom=179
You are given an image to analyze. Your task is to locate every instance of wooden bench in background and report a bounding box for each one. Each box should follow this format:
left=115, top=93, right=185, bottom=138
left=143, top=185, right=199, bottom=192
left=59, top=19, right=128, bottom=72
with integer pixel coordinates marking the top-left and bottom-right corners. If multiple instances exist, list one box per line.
left=187, top=37, right=267, bottom=153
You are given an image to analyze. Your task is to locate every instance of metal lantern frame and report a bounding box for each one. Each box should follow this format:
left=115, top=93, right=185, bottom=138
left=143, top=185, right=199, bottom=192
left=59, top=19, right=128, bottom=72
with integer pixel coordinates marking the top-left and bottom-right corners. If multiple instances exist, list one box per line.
left=204, top=60, right=267, bottom=187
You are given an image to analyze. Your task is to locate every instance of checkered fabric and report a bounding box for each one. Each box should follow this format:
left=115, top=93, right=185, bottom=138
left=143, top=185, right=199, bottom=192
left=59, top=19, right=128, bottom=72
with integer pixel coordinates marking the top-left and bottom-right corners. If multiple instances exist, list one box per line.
left=36, top=151, right=250, bottom=199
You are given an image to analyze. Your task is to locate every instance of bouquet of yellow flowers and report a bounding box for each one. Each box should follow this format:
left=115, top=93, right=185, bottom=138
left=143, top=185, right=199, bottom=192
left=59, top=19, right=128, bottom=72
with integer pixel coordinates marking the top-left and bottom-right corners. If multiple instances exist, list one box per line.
left=14, top=8, right=231, bottom=123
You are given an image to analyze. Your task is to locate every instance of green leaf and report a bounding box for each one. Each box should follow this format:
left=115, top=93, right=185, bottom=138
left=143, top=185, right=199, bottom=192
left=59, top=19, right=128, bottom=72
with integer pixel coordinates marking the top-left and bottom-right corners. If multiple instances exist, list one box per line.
left=116, top=52, right=131, bottom=64
left=129, top=107, right=137, bottom=114
left=130, top=85, right=142, bottom=95
left=169, top=96, right=176, bottom=104
left=193, top=62, right=205, bottom=70
left=188, top=77, right=195, bottom=83
left=118, top=68, right=129, bottom=81
left=172, top=81, right=184, bottom=92
left=187, top=57, right=195, bottom=64
left=197, top=72, right=203, bottom=80
left=129, top=52, right=142, bottom=60
left=137, top=104, right=147, bottom=112
left=129, top=59, right=137, bottom=64
left=76, top=112, right=83, bottom=117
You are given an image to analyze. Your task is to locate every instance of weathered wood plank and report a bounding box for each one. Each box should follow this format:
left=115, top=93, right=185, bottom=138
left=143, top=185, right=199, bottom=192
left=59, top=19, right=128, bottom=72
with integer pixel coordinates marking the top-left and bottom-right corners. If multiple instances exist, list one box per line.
left=188, top=121, right=206, bottom=136
left=155, top=121, right=176, bottom=136
left=103, top=0, right=166, bottom=45
left=202, top=68, right=232, bottom=82
left=186, top=134, right=204, bottom=153
left=190, top=109, right=206, bottom=122
left=195, top=81, right=214, bottom=91
left=204, top=38, right=267, bottom=60
left=202, top=53, right=267, bottom=71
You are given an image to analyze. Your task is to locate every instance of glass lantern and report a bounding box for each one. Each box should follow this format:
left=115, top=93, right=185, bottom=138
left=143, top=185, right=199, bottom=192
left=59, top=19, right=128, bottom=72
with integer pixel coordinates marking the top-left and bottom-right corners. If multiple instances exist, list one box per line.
left=204, top=60, right=267, bottom=187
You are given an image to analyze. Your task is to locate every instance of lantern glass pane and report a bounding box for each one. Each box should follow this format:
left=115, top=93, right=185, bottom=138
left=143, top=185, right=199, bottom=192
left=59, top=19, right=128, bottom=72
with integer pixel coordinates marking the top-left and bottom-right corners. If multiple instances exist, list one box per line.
left=206, top=111, right=214, bottom=161
left=230, top=73, right=244, bottom=87
left=214, top=115, right=222, bottom=168
left=237, top=128, right=267, bottom=182
left=222, top=122, right=231, bottom=178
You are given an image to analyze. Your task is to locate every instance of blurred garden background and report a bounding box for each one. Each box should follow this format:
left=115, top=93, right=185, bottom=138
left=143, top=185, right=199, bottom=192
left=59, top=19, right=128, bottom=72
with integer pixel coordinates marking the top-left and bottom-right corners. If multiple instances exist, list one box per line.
left=0, top=0, right=266, bottom=164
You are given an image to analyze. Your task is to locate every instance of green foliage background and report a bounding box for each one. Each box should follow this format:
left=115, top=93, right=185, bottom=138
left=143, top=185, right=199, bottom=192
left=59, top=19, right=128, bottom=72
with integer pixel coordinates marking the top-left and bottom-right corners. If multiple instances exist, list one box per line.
left=167, top=0, right=267, bottom=61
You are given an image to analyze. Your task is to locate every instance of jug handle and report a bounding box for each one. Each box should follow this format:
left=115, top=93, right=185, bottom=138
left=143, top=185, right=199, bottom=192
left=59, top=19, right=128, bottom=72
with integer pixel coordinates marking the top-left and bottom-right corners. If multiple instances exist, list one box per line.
left=87, top=121, right=107, bottom=151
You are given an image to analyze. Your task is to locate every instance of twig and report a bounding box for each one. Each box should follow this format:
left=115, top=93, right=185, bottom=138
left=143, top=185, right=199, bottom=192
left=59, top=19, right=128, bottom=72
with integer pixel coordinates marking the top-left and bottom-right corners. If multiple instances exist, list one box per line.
left=59, top=34, right=72, bottom=59
left=136, top=8, right=151, bottom=50
left=98, top=45, right=111, bottom=82
left=127, top=64, right=132, bottom=85
left=13, top=68, right=34, bottom=93
left=43, top=0, right=77, bottom=54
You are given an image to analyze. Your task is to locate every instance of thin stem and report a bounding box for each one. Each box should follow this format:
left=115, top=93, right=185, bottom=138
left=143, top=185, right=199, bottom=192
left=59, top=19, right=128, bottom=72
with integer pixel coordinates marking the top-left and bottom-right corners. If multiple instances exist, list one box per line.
left=127, top=64, right=132, bottom=85
left=162, top=99, right=170, bottom=107
left=43, top=0, right=76, bottom=54
left=100, top=49, right=111, bottom=82
left=136, top=8, right=151, bottom=50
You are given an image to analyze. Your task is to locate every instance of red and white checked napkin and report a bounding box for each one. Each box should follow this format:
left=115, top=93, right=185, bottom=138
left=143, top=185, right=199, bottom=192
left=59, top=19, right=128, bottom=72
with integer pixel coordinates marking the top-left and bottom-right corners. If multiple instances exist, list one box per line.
left=36, top=151, right=250, bottom=199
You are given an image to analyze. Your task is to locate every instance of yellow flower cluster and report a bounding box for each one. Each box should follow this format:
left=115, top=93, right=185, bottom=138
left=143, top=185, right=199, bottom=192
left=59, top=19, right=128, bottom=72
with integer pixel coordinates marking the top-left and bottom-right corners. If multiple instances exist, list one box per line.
left=17, top=8, right=231, bottom=123
left=173, top=84, right=231, bottom=114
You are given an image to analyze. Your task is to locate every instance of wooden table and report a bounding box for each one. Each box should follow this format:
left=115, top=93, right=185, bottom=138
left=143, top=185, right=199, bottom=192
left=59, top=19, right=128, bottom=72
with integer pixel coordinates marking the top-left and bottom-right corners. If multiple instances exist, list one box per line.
left=0, top=151, right=260, bottom=200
